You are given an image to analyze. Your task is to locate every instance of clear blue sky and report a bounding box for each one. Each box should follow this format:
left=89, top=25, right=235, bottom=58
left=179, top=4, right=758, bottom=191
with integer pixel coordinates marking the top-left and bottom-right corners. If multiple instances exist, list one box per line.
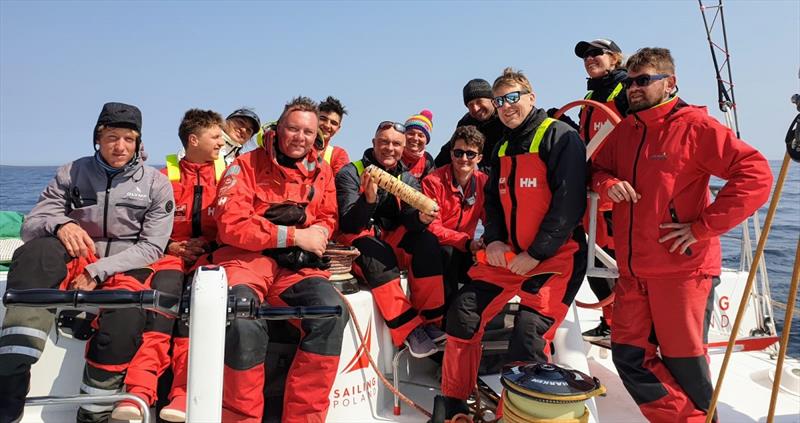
left=1, top=0, right=798, bottom=166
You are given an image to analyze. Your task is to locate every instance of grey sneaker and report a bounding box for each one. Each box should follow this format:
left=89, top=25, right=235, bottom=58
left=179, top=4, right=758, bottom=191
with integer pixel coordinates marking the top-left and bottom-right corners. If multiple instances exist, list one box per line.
left=424, top=324, right=447, bottom=343
left=404, top=327, right=437, bottom=358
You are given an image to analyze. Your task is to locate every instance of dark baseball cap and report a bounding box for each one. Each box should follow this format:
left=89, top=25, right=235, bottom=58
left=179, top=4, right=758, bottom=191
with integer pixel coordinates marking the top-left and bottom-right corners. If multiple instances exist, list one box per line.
left=95, top=102, right=142, bottom=133
left=574, top=39, right=622, bottom=58
left=227, top=108, right=261, bottom=133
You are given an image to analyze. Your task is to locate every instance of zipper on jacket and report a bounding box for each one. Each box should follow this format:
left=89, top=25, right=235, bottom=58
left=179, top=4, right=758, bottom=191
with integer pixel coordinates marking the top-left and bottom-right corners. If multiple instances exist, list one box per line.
left=669, top=200, right=692, bottom=256
left=508, top=156, right=522, bottom=251
left=191, top=169, right=203, bottom=238
left=102, top=173, right=116, bottom=257
left=628, top=116, right=647, bottom=277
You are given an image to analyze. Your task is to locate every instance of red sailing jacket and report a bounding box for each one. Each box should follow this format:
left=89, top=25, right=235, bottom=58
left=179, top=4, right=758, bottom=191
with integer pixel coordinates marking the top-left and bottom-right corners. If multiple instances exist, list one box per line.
left=160, top=159, right=221, bottom=244
left=320, top=144, right=350, bottom=176
left=214, top=129, right=338, bottom=251
left=591, top=97, right=773, bottom=278
left=421, top=165, right=487, bottom=252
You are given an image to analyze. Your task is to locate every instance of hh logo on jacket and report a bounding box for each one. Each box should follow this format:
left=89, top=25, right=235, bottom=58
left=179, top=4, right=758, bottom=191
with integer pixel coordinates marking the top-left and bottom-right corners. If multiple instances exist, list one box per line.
left=519, top=177, right=538, bottom=188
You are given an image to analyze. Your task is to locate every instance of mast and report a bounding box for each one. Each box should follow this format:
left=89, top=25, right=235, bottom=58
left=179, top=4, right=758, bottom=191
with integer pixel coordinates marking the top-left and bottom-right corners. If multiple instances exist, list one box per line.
left=698, top=0, right=741, bottom=138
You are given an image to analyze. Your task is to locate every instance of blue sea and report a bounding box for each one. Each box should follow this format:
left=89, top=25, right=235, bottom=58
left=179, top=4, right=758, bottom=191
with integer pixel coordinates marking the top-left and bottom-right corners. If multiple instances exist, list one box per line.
left=1, top=161, right=798, bottom=357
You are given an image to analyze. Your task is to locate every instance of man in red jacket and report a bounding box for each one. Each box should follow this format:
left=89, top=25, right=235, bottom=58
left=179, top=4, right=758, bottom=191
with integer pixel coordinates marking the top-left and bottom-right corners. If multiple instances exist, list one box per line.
left=421, top=125, right=487, bottom=306
left=591, top=47, right=773, bottom=423
left=111, top=109, right=227, bottom=421
left=211, top=96, right=347, bottom=423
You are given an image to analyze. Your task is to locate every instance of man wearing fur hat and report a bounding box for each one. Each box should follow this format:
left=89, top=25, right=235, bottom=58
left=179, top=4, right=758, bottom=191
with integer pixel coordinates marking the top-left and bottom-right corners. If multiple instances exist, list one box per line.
left=401, top=109, right=436, bottom=181
left=434, top=78, right=506, bottom=172
left=0, top=102, right=174, bottom=423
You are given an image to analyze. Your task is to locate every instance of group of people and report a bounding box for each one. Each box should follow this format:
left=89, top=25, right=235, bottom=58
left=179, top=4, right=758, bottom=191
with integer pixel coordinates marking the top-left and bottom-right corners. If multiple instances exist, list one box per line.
left=0, top=39, right=773, bottom=423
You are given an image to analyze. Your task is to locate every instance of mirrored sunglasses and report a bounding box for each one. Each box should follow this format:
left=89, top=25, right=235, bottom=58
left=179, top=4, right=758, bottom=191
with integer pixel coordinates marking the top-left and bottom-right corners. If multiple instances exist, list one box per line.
left=377, top=121, right=406, bottom=133
left=492, top=91, right=528, bottom=108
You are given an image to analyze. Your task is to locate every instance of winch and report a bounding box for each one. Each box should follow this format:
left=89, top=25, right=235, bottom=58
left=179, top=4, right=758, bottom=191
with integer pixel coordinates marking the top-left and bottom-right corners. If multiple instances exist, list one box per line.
left=500, top=362, right=605, bottom=423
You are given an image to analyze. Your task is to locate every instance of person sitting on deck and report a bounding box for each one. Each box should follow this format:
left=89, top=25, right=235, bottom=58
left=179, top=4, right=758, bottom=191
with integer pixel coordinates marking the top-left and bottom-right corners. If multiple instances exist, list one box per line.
left=590, top=47, right=772, bottom=423
left=316, top=96, right=351, bottom=174
left=439, top=68, right=588, bottom=418
left=221, top=107, right=261, bottom=165
left=434, top=78, right=506, bottom=173
left=421, top=125, right=488, bottom=310
left=110, top=109, right=227, bottom=422
left=335, top=120, right=445, bottom=358
left=210, top=96, right=348, bottom=423
left=0, top=102, right=174, bottom=423
left=400, top=109, right=436, bottom=181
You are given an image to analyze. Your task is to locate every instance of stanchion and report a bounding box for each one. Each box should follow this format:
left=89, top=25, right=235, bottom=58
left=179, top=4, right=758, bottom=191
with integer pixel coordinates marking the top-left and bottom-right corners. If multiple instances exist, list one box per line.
left=706, top=152, right=792, bottom=422
left=766, top=236, right=800, bottom=423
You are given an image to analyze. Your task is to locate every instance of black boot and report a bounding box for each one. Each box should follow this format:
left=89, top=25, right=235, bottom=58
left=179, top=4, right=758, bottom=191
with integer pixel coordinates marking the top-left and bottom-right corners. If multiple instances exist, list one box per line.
left=0, top=371, right=30, bottom=423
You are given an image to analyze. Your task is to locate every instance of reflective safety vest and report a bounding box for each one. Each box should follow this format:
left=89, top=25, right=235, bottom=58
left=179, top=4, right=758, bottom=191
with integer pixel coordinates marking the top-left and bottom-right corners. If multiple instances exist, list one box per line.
left=322, top=145, right=334, bottom=164
left=496, top=117, right=556, bottom=252
left=579, top=82, right=623, bottom=143
left=165, top=154, right=226, bottom=182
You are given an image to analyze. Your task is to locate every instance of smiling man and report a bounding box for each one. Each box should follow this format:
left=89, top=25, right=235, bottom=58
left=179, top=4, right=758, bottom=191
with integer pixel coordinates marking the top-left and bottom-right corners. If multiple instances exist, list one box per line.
left=0, top=102, right=174, bottom=423
left=111, top=109, right=227, bottom=422
left=439, top=68, right=588, bottom=418
left=221, top=108, right=261, bottom=165
left=422, top=125, right=488, bottom=308
left=209, top=97, right=348, bottom=423
left=434, top=78, right=506, bottom=172
left=591, top=47, right=772, bottom=423
left=315, top=96, right=350, bottom=174
left=336, top=120, right=446, bottom=358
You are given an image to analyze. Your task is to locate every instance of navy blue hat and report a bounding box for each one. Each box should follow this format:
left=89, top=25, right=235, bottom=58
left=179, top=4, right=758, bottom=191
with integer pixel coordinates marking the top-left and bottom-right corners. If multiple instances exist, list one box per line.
left=227, top=108, right=261, bottom=133
left=575, top=39, right=622, bottom=58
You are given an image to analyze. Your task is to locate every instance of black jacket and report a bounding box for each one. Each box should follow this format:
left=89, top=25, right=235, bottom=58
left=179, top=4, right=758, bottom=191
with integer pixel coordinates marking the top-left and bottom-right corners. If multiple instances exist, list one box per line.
left=482, top=108, right=587, bottom=260
left=581, top=68, right=629, bottom=142
left=336, top=148, right=427, bottom=235
left=433, top=112, right=505, bottom=172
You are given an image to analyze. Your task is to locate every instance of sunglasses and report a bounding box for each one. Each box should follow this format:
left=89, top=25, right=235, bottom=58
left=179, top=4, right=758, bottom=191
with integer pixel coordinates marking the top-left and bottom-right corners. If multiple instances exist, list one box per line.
left=377, top=121, right=406, bottom=133
left=622, top=73, right=672, bottom=89
left=452, top=149, right=479, bottom=160
left=582, top=48, right=608, bottom=59
left=492, top=90, right=529, bottom=108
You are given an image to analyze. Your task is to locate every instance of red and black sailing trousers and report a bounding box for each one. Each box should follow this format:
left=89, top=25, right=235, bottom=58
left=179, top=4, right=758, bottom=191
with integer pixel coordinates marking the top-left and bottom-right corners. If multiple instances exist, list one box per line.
left=611, top=275, right=716, bottom=423
left=0, top=237, right=158, bottom=422
left=441, top=234, right=586, bottom=400
left=210, top=246, right=348, bottom=423
left=348, top=226, right=445, bottom=347
left=122, top=255, right=186, bottom=406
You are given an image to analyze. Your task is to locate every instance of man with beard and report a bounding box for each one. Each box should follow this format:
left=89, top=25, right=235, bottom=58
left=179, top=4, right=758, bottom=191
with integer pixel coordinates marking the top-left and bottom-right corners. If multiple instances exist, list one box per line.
left=591, top=47, right=772, bottom=423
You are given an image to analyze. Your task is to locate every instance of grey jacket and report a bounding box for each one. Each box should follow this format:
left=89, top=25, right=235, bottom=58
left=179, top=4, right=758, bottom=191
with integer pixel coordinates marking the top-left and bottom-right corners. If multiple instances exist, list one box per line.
left=22, top=155, right=174, bottom=282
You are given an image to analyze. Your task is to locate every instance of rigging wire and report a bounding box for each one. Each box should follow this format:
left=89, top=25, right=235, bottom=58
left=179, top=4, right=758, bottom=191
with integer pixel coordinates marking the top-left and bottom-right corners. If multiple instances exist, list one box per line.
left=698, top=0, right=742, bottom=138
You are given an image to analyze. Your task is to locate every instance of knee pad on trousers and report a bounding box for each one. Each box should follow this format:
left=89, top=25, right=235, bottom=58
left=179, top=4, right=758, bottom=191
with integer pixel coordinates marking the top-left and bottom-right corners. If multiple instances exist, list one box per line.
left=445, top=280, right=504, bottom=340
left=86, top=308, right=146, bottom=365
left=280, top=278, right=349, bottom=356
left=225, top=285, right=268, bottom=371
left=353, top=237, right=400, bottom=286
left=147, top=270, right=185, bottom=334
left=508, top=305, right=554, bottom=362
left=611, top=342, right=669, bottom=405
left=7, top=237, right=69, bottom=290
left=400, top=230, right=443, bottom=278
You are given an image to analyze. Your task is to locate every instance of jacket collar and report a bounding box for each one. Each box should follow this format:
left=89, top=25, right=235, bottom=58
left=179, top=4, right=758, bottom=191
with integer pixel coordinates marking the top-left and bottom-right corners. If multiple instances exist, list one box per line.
left=446, top=164, right=478, bottom=205
left=262, top=128, right=319, bottom=176
left=630, top=96, right=683, bottom=125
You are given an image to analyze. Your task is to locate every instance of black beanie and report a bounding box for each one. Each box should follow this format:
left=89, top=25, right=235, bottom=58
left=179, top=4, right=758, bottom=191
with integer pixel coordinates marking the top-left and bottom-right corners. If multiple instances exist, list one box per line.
left=462, top=79, right=493, bottom=106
